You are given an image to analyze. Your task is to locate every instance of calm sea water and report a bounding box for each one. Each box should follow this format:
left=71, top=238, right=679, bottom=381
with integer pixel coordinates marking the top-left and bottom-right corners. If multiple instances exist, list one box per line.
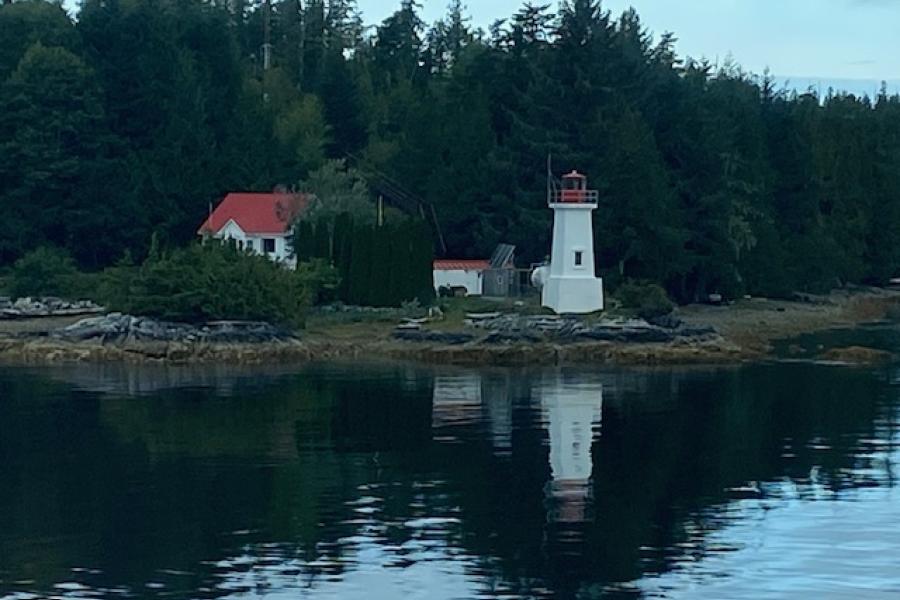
left=1, top=359, right=899, bottom=599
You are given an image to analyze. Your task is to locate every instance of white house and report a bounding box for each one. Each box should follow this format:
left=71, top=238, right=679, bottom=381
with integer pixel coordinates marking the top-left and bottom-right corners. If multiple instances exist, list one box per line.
left=433, top=259, right=490, bottom=296
left=197, top=192, right=307, bottom=267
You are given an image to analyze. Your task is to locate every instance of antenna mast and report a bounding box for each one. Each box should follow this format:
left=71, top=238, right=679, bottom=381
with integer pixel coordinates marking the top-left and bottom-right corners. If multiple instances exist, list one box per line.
left=547, top=154, right=551, bottom=203
left=547, top=153, right=558, bottom=204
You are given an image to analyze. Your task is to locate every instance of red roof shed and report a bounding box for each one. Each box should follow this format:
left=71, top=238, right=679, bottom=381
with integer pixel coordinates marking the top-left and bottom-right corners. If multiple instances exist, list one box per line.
left=433, top=260, right=492, bottom=271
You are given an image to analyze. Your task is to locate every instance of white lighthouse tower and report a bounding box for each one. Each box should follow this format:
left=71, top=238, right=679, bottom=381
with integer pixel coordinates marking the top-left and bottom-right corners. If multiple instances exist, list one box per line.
left=541, top=171, right=604, bottom=314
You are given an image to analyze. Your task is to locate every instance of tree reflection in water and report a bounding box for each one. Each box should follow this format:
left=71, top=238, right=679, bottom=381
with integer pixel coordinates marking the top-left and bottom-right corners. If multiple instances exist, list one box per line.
left=0, top=362, right=896, bottom=599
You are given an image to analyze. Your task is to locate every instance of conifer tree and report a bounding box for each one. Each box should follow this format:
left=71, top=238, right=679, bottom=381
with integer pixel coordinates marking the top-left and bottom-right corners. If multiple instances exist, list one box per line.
left=346, top=222, right=373, bottom=305
left=293, top=220, right=316, bottom=261
left=333, top=212, right=354, bottom=300
left=313, top=217, right=331, bottom=259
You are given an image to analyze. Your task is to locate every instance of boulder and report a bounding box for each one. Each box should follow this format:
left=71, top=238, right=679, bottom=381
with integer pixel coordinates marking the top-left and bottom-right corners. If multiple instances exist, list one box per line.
left=647, top=314, right=684, bottom=329
left=58, top=314, right=130, bottom=341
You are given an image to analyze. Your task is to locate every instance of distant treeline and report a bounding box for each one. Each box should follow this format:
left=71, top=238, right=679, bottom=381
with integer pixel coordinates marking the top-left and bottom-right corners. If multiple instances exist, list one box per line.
left=1, top=0, right=899, bottom=302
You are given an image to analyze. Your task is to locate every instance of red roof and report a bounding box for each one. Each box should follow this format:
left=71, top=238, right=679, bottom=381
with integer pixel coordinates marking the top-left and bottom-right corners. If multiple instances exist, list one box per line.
left=433, top=259, right=491, bottom=271
left=198, top=193, right=308, bottom=236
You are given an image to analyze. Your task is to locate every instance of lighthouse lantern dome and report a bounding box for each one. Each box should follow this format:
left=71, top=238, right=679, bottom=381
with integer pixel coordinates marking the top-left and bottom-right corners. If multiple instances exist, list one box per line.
left=557, top=170, right=597, bottom=204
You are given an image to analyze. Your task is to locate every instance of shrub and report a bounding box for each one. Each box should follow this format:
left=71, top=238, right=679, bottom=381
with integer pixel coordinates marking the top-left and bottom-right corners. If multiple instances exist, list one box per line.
left=616, top=280, right=675, bottom=320
left=99, top=242, right=310, bottom=327
left=8, top=247, right=81, bottom=299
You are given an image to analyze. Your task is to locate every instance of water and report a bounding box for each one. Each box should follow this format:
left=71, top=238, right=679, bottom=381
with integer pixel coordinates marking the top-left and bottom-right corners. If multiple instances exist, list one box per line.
left=1, top=360, right=899, bottom=599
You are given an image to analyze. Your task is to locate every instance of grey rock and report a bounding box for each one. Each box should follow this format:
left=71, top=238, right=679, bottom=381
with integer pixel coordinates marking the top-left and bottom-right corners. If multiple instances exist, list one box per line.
left=647, top=314, right=684, bottom=329
left=393, top=330, right=474, bottom=345
left=461, top=312, right=713, bottom=345
left=483, top=331, right=544, bottom=344
left=54, top=314, right=296, bottom=344
left=576, top=326, right=675, bottom=344
left=0, top=297, right=104, bottom=320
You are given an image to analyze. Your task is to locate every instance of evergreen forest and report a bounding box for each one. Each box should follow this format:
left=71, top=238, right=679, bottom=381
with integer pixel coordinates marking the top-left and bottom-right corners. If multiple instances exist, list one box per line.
left=2, top=0, right=899, bottom=303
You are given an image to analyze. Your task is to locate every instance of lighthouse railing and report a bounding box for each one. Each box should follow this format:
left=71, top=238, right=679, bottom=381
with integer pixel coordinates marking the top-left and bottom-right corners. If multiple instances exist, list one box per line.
left=549, top=189, right=599, bottom=204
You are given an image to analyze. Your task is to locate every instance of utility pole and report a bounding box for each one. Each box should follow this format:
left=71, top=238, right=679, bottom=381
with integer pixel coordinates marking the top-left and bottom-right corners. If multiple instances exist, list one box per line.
left=263, top=0, right=272, bottom=71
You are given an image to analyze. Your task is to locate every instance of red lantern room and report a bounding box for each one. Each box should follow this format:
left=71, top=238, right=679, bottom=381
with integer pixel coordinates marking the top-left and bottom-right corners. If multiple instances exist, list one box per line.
left=552, top=171, right=599, bottom=204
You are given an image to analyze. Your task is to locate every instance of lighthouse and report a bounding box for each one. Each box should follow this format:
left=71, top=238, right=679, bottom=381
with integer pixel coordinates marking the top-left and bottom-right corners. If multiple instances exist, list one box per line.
left=541, top=171, right=604, bottom=314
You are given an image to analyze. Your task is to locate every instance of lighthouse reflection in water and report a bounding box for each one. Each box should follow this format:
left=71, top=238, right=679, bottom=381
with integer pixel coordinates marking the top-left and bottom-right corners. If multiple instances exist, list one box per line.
left=431, top=372, right=603, bottom=531
left=539, top=376, right=603, bottom=526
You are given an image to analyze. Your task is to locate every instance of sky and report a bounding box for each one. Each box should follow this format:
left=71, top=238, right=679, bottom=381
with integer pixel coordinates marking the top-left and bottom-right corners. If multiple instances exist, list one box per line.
left=356, top=0, right=900, bottom=95
left=58, top=0, right=900, bottom=95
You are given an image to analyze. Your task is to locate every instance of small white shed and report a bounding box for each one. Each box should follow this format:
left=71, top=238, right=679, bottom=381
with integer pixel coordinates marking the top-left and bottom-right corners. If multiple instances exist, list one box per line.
left=433, top=260, right=490, bottom=296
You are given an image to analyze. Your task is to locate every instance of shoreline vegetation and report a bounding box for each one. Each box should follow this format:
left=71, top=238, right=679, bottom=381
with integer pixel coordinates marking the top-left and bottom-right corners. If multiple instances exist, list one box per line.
left=2, top=288, right=899, bottom=368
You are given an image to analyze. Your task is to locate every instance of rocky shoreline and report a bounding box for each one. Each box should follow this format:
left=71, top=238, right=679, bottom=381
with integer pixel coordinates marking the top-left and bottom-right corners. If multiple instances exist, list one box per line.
left=0, top=310, right=749, bottom=367
left=0, top=334, right=749, bottom=367
left=1, top=289, right=898, bottom=367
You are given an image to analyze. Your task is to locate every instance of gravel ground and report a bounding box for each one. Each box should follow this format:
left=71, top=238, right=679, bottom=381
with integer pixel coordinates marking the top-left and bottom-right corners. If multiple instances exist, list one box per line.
left=678, top=289, right=900, bottom=353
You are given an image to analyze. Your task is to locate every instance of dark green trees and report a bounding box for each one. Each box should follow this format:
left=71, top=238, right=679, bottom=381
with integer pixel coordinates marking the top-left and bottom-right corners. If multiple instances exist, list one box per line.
left=0, top=42, right=132, bottom=267
left=2, top=0, right=900, bottom=305
left=299, top=215, right=435, bottom=307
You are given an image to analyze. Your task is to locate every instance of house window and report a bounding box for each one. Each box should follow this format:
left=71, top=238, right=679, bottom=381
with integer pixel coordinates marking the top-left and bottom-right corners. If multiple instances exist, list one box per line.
left=263, top=238, right=276, bottom=254
left=246, top=239, right=254, bottom=251
left=574, top=251, right=583, bottom=267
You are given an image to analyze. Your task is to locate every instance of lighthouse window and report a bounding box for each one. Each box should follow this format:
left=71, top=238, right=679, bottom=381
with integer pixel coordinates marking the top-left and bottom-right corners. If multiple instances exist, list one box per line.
left=574, top=251, right=583, bottom=267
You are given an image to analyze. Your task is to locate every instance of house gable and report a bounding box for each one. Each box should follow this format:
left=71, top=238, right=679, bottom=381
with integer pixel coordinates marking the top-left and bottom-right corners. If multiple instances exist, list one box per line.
left=198, top=193, right=308, bottom=237
left=217, top=219, right=247, bottom=239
